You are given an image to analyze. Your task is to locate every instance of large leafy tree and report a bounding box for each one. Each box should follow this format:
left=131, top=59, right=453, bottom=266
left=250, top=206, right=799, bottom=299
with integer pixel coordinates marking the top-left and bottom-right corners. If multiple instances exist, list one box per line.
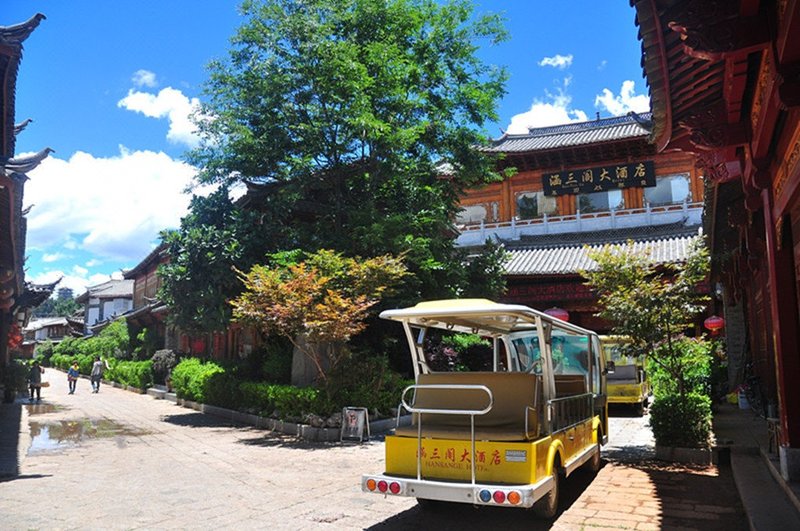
left=158, top=188, right=275, bottom=333
left=186, top=0, right=509, bottom=302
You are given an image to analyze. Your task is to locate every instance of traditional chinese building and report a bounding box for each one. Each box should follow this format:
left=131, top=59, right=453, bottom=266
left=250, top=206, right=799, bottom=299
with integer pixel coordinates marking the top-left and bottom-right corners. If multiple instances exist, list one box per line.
left=457, top=112, right=705, bottom=332
left=0, top=14, right=51, bottom=398
left=628, top=0, right=800, bottom=481
left=122, top=243, right=261, bottom=361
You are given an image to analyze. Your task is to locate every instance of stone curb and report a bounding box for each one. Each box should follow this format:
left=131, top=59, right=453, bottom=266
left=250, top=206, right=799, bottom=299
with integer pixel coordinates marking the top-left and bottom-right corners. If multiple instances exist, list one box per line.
left=170, top=397, right=410, bottom=442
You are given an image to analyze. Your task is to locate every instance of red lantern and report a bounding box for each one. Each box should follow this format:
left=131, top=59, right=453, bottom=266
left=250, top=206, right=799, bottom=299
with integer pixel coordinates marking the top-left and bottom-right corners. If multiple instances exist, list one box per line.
left=544, top=307, right=569, bottom=322
left=704, top=315, right=725, bottom=334
left=191, top=338, right=206, bottom=354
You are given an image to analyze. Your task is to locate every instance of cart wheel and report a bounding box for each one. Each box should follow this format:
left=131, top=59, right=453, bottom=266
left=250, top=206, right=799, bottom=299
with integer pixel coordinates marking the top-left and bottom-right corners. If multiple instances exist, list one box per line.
left=636, top=401, right=645, bottom=416
left=533, top=459, right=561, bottom=519
left=585, top=438, right=602, bottom=474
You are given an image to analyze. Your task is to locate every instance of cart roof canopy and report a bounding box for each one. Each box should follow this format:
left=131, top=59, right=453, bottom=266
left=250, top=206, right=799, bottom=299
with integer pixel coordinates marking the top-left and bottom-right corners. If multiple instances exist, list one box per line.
left=380, top=299, right=595, bottom=337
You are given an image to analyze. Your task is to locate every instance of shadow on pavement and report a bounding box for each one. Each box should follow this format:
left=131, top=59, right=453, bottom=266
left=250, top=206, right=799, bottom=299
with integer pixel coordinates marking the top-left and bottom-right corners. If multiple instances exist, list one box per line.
left=0, top=473, right=52, bottom=483
left=160, top=412, right=251, bottom=429
left=364, top=466, right=599, bottom=530
left=0, top=401, right=22, bottom=478
left=603, top=444, right=655, bottom=463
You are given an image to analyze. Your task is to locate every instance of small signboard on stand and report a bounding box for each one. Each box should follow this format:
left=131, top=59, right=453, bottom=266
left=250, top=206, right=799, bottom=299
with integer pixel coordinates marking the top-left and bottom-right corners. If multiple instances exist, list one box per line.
left=340, top=407, right=370, bottom=443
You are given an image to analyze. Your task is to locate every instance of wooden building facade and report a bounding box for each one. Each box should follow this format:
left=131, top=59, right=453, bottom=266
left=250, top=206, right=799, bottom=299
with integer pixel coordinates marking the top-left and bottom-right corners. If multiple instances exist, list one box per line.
left=629, top=0, right=800, bottom=480
left=0, top=14, right=52, bottom=396
left=457, top=113, right=706, bottom=332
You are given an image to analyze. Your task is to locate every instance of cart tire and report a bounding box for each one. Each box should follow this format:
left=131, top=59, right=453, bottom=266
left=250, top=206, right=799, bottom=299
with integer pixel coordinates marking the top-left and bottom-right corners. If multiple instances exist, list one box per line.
left=636, top=401, right=645, bottom=416
left=533, top=460, right=561, bottom=519
left=585, top=438, right=602, bottom=474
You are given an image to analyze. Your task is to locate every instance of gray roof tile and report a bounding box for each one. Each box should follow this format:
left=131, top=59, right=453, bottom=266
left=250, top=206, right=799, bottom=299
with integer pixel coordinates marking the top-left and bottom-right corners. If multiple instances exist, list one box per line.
left=485, top=113, right=652, bottom=153
left=504, top=233, right=700, bottom=276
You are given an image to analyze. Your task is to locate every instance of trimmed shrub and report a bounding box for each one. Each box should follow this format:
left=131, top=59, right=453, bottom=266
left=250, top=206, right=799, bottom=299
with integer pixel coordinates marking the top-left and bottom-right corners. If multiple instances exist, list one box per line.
left=649, top=392, right=712, bottom=448
left=35, top=340, right=56, bottom=366
left=171, top=358, right=225, bottom=402
left=324, top=352, right=408, bottom=414
left=107, top=360, right=154, bottom=389
left=203, top=371, right=243, bottom=410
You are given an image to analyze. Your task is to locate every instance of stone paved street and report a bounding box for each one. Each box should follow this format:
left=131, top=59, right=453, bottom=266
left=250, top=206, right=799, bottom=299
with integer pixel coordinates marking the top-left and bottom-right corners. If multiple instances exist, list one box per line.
left=0, top=372, right=746, bottom=530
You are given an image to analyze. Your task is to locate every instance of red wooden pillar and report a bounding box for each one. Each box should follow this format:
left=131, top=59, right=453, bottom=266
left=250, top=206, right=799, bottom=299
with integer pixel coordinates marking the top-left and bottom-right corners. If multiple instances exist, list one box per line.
left=763, top=189, right=800, bottom=479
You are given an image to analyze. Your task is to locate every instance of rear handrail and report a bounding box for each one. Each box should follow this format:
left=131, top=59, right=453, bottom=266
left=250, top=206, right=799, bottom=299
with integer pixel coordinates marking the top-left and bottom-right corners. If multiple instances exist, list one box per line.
left=400, top=383, right=493, bottom=484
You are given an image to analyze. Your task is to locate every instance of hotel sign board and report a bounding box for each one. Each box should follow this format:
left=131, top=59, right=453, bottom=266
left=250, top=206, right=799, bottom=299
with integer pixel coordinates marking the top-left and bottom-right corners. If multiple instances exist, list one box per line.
left=543, top=160, right=655, bottom=196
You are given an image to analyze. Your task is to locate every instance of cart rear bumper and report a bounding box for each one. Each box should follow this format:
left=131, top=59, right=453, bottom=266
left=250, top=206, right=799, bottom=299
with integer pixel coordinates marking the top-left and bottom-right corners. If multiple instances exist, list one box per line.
left=361, top=474, right=552, bottom=509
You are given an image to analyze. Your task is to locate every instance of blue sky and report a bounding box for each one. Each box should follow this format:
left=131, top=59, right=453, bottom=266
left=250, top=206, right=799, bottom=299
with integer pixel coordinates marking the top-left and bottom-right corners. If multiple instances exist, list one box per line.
left=7, top=1, right=649, bottom=297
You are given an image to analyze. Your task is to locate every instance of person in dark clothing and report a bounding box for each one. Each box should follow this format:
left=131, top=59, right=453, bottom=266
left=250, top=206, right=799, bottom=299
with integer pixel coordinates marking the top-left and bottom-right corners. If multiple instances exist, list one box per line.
left=28, top=360, right=45, bottom=402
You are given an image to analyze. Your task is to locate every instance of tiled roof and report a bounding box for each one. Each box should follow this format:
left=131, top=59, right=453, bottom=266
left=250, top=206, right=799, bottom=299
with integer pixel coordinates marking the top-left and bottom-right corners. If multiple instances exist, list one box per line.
left=483, top=113, right=652, bottom=153
left=504, top=232, right=701, bottom=276
left=76, top=279, right=134, bottom=302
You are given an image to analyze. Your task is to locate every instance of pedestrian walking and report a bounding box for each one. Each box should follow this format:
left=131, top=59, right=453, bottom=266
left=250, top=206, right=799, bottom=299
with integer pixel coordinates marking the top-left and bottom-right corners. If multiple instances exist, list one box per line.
left=28, top=360, right=45, bottom=402
left=90, top=356, right=109, bottom=393
left=67, top=360, right=80, bottom=394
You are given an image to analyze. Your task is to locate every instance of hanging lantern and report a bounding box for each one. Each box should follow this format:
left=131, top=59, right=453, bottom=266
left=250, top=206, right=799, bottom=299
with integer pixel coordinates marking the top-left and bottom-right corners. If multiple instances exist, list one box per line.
left=191, top=337, right=207, bottom=354
left=544, top=307, right=569, bottom=322
left=704, top=315, right=725, bottom=333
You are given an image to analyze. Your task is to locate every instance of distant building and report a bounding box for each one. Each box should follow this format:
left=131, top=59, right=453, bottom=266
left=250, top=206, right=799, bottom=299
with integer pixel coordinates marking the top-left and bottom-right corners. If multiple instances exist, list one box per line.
left=57, top=287, right=73, bottom=300
left=75, top=279, right=134, bottom=333
left=457, top=112, right=704, bottom=332
left=20, top=315, right=82, bottom=358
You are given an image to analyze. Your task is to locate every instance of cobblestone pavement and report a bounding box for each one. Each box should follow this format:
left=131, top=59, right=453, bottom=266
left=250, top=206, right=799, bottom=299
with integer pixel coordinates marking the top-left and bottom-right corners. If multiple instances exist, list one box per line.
left=0, top=374, right=746, bottom=530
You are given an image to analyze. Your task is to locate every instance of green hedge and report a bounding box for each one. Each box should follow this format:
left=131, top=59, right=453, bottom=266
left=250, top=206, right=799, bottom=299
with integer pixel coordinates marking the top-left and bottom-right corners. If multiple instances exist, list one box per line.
left=170, top=358, right=225, bottom=402
left=51, top=353, right=95, bottom=375
left=171, top=358, right=322, bottom=416
left=649, top=392, right=712, bottom=448
left=106, top=360, right=154, bottom=389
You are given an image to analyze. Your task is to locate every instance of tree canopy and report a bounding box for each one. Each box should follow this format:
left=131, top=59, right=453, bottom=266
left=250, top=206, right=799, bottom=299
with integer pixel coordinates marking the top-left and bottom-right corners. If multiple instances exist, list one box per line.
left=231, top=249, right=408, bottom=381
left=162, top=0, right=509, bottom=336
left=583, top=238, right=711, bottom=396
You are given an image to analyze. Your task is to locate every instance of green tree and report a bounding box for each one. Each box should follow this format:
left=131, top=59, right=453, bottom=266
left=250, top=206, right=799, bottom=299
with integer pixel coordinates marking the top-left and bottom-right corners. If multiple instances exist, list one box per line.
left=231, top=249, right=407, bottom=384
left=186, top=0, right=508, bottom=303
left=583, top=238, right=711, bottom=397
left=158, top=187, right=274, bottom=333
left=583, top=238, right=713, bottom=448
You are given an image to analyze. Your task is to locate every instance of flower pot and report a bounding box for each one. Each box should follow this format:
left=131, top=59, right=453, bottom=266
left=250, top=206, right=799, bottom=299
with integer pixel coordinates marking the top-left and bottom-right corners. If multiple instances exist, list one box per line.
left=738, top=391, right=749, bottom=410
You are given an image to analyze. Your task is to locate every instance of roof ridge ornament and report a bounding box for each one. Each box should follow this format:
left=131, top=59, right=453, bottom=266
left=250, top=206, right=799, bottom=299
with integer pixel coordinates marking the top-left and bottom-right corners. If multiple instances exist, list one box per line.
left=0, top=13, right=46, bottom=47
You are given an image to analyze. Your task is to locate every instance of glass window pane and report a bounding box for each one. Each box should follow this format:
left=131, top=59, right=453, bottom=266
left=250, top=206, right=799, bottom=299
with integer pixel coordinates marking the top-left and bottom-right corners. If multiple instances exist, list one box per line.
left=516, top=192, right=557, bottom=219
left=578, top=190, right=624, bottom=213
left=644, top=173, right=691, bottom=206
left=457, top=204, right=488, bottom=224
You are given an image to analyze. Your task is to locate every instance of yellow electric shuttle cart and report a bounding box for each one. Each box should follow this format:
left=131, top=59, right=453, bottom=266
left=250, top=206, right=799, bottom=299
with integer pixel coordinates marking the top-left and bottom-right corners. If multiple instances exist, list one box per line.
left=601, top=336, right=650, bottom=416
left=362, top=299, right=610, bottom=517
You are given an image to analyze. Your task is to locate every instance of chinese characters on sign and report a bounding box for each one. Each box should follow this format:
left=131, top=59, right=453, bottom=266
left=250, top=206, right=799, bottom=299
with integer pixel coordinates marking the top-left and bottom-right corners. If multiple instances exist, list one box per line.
left=418, top=445, right=506, bottom=471
left=542, top=160, right=655, bottom=196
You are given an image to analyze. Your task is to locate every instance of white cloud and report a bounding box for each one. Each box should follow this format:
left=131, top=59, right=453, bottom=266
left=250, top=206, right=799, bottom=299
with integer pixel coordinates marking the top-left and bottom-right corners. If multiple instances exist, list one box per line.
left=118, top=87, right=202, bottom=148
left=594, top=80, right=651, bottom=116
left=538, top=54, right=573, bottom=70
left=42, top=252, right=67, bottom=263
left=23, top=148, right=199, bottom=266
left=85, top=259, right=102, bottom=267
left=506, top=87, right=588, bottom=135
left=597, top=60, right=608, bottom=71
left=72, top=265, right=88, bottom=277
left=132, top=69, right=158, bottom=88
